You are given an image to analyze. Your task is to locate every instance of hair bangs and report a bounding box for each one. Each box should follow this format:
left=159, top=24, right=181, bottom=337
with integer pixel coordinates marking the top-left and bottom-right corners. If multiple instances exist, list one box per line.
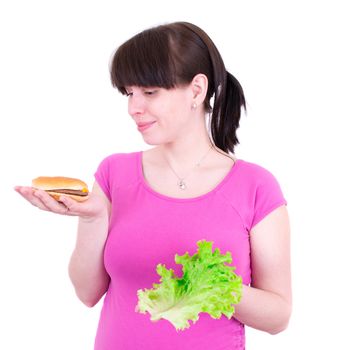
left=110, top=29, right=177, bottom=94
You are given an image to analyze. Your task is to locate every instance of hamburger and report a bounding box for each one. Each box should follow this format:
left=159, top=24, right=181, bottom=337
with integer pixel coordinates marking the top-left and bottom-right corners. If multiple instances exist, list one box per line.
left=32, top=176, right=89, bottom=202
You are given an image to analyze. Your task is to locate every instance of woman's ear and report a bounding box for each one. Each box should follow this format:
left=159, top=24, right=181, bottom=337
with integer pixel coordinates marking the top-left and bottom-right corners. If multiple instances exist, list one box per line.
left=191, top=74, right=208, bottom=107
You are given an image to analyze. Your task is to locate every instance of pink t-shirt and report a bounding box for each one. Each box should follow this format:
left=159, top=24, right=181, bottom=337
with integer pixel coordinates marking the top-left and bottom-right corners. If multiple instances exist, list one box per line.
left=93, top=151, right=287, bottom=350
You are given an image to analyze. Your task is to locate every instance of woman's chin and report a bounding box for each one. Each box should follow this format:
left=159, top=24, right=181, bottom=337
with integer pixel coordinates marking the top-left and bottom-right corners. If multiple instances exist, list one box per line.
left=141, top=136, right=163, bottom=146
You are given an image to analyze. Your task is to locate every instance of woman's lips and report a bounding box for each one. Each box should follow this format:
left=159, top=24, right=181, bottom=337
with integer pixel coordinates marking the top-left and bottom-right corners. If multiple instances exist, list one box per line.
left=137, top=121, right=156, bottom=132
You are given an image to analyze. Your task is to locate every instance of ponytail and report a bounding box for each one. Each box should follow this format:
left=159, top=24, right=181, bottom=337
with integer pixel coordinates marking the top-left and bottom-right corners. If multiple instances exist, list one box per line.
left=210, top=70, right=246, bottom=154
left=178, top=22, right=246, bottom=155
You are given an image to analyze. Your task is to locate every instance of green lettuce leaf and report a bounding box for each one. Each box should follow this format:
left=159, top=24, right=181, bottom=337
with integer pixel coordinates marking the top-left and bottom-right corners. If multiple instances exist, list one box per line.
left=136, top=240, right=243, bottom=331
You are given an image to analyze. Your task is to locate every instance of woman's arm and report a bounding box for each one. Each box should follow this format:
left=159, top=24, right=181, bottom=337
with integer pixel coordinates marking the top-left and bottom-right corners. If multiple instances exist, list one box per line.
left=15, top=180, right=112, bottom=307
left=233, top=205, right=292, bottom=334
left=68, top=182, right=111, bottom=307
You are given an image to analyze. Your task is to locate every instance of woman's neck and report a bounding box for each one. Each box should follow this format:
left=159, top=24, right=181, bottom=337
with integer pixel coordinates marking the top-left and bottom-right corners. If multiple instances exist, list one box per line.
left=157, top=135, right=213, bottom=169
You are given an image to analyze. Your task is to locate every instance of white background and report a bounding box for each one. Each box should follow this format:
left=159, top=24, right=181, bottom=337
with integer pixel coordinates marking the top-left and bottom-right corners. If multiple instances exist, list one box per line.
left=1, top=0, right=338, bottom=349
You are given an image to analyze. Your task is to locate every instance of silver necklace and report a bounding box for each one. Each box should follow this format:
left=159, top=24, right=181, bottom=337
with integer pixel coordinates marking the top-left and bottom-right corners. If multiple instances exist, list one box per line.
left=165, top=144, right=213, bottom=190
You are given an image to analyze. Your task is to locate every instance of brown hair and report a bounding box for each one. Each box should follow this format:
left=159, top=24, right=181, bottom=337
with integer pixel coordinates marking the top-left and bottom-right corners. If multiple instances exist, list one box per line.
left=110, top=22, right=246, bottom=154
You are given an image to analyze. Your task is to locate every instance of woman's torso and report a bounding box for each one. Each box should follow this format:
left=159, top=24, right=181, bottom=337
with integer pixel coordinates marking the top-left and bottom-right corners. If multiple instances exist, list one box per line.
left=93, top=150, right=254, bottom=350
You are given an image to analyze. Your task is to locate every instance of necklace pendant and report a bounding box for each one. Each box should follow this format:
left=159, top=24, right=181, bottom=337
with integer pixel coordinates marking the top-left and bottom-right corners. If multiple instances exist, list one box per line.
left=178, top=179, right=187, bottom=190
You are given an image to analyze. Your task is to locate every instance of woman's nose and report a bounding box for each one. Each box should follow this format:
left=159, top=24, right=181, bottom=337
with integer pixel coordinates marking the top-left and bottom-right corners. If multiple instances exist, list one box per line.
left=128, top=95, right=145, bottom=117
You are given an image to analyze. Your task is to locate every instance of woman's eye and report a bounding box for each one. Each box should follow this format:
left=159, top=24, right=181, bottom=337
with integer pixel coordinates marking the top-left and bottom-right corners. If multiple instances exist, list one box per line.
left=125, top=89, right=157, bottom=97
left=144, top=90, right=157, bottom=95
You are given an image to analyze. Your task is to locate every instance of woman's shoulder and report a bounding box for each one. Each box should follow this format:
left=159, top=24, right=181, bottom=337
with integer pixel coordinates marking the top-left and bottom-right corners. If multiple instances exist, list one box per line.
left=96, top=151, right=140, bottom=171
left=220, top=157, right=285, bottom=199
left=234, top=158, right=281, bottom=184
left=95, top=151, right=140, bottom=179
left=229, top=157, right=286, bottom=204
left=223, top=158, right=287, bottom=230
left=99, top=151, right=140, bottom=163
left=94, top=151, right=141, bottom=193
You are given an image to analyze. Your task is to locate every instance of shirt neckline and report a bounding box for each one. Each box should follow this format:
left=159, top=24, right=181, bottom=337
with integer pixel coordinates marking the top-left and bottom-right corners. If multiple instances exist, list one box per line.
left=137, top=150, right=242, bottom=202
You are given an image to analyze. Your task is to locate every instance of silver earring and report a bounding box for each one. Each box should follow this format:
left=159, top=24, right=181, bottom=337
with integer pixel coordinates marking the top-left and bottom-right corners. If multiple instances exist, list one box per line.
left=192, top=102, right=197, bottom=110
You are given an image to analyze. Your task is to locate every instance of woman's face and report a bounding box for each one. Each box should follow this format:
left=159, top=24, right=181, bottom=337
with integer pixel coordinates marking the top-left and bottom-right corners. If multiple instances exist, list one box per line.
left=125, top=85, right=195, bottom=145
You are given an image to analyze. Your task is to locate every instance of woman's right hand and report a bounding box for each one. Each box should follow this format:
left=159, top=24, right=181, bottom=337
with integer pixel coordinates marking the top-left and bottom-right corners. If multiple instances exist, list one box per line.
left=14, top=182, right=109, bottom=220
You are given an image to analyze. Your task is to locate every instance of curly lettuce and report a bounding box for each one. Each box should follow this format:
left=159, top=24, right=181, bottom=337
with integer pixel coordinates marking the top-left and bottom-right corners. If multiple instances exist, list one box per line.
left=136, top=240, right=243, bottom=331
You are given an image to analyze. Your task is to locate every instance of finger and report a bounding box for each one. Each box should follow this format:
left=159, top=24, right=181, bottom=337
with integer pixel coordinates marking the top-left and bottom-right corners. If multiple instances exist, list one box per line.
left=33, top=190, right=71, bottom=215
left=15, top=186, right=50, bottom=211
left=14, top=186, right=35, bottom=200
left=15, top=186, right=73, bottom=215
left=58, top=196, right=81, bottom=216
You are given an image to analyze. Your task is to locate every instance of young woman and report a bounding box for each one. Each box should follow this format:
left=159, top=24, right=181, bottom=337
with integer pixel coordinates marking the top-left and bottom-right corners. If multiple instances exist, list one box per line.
left=15, top=21, right=291, bottom=350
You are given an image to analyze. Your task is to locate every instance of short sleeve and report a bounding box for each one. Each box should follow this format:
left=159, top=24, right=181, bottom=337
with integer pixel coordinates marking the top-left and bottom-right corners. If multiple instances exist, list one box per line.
left=94, top=156, right=112, bottom=202
left=250, top=169, right=287, bottom=230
